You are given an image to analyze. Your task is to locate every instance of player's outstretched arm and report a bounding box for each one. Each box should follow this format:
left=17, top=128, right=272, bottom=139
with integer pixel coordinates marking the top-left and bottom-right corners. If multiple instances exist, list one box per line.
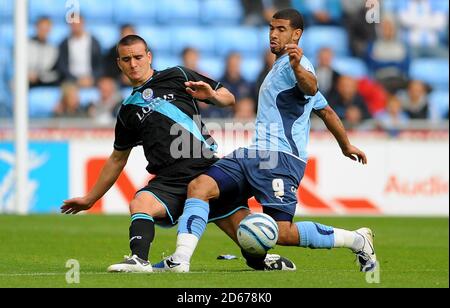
left=61, top=149, right=132, bottom=214
left=314, top=106, right=368, bottom=164
left=185, top=81, right=235, bottom=107
left=286, top=44, right=318, bottom=96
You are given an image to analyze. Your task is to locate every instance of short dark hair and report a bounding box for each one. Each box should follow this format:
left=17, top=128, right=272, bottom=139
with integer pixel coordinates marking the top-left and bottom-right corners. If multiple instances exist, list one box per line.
left=273, top=9, right=304, bottom=31
left=116, top=34, right=149, bottom=55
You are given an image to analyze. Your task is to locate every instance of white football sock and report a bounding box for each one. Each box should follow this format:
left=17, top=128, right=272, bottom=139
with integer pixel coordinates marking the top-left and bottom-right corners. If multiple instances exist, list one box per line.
left=333, top=228, right=364, bottom=252
left=172, top=233, right=199, bottom=264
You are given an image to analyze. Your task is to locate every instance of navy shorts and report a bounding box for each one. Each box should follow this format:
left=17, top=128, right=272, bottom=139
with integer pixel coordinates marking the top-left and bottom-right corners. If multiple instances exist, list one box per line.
left=205, top=148, right=306, bottom=219
left=137, top=174, right=249, bottom=228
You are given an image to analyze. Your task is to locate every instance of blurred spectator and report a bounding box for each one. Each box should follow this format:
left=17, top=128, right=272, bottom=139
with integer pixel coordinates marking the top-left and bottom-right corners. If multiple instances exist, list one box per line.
left=295, top=0, right=342, bottom=26
left=366, top=16, right=410, bottom=91
left=328, top=76, right=372, bottom=125
left=357, top=78, right=388, bottom=116
left=241, top=0, right=291, bottom=26
left=315, top=47, right=340, bottom=99
left=399, top=80, right=431, bottom=119
left=28, top=17, right=59, bottom=87
left=221, top=52, right=254, bottom=101
left=254, top=49, right=276, bottom=102
left=234, top=97, right=256, bottom=121
left=53, top=83, right=87, bottom=118
left=341, top=0, right=376, bottom=58
left=57, top=16, right=103, bottom=88
left=212, top=52, right=255, bottom=118
left=182, top=47, right=201, bottom=72
left=104, top=24, right=136, bottom=87
left=375, top=95, right=410, bottom=136
left=398, top=0, right=449, bottom=58
left=0, top=54, right=10, bottom=118
left=87, top=77, right=122, bottom=125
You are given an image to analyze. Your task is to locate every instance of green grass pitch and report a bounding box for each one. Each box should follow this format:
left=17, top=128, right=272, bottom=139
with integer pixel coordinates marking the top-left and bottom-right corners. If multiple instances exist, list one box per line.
left=0, top=215, right=448, bottom=288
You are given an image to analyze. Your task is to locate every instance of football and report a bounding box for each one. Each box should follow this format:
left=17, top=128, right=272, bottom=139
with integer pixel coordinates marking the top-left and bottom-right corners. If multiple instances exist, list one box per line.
left=237, top=213, right=279, bottom=256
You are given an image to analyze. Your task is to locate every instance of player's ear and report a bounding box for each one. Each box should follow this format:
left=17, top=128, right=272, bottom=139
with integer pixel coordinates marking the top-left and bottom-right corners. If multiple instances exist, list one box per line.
left=147, top=51, right=152, bottom=65
left=116, top=57, right=123, bottom=72
left=293, top=29, right=302, bottom=43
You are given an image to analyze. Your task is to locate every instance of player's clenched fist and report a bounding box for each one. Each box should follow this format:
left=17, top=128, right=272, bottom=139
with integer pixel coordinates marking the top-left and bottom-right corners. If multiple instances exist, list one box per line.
left=285, top=44, right=303, bottom=69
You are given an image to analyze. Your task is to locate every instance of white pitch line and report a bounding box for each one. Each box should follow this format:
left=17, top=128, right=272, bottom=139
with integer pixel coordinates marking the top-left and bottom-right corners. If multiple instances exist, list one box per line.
left=0, top=269, right=446, bottom=277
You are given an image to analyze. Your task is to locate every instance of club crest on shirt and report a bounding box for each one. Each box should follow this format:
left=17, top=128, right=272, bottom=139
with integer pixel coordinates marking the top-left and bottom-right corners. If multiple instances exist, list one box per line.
left=142, top=88, right=154, bottom=101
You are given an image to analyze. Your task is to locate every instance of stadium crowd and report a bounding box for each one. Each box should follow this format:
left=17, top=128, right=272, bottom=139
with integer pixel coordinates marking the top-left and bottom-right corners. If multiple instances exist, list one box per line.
left=0, top=0, right=448, bottom=133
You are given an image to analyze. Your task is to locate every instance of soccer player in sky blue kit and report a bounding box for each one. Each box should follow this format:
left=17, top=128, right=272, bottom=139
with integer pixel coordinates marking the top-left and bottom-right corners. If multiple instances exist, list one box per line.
left=157, top=9, right=377, bottom=273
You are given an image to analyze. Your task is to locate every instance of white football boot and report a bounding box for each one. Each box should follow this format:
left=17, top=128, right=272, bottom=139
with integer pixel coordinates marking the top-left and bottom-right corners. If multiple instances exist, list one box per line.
left=107, top=255, right=153, bottom=273
left=152, top=255, right=190, bottom=273
left=354, top=228, right=377, bottom=272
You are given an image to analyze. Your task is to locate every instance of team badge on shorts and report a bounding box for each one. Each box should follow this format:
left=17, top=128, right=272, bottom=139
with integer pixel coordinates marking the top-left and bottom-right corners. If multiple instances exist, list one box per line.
left=142, top=88, right=154, bottom=101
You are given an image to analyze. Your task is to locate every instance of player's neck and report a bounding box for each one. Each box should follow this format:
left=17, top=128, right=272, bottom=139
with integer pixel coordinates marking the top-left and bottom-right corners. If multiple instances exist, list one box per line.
left=275, top=51, right=289, bottom=60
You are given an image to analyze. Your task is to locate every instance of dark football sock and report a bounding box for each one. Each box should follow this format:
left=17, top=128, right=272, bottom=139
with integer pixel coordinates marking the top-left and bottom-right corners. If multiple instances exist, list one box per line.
left=129, top=213, right=155, bottom=261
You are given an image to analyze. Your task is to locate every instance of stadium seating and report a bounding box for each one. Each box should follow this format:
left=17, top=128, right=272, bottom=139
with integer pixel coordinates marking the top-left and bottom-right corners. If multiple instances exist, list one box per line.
left=214, top=26, right=262, bottom=57
left=113, top=0, right=156, bottom=25
left=0, top=24, right=14, bottom=48
left=409, top=58, right=449, bottom=91
left=241, top=57, right=264, bottom=83
left=121, top=87, right=133, bottom=99
left=28, top=0, right=68, bottom=24
left=28, top=87, right=61, bottom=118
left=171, top=26, right=215, bottom=56
left=0, top=0, right=13, bottom=23
left=333, top=57, right=369, bottom=79
left=152, top=56, right=180, bottom=71
left=157, top=0, right=201, bottom=25
left=429, top=90, right=450, bottom=120
left=86, top=24, right=119, bottom=51
left=198, top=57, right=226, bottom=80
left=77, top=0, right=114, bottom=24
left=301, top=26, right=350, bottom=59
left=79, top=87, right=100, bottom=108
left=201, top=0, right=244, bottom=25
left=136, top=26, right=173, bottom=55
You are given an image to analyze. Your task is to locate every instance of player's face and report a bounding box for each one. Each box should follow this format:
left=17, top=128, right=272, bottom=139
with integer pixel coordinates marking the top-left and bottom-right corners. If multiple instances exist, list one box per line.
left=269, top=19, right=301, bottom=56
left=117, top=43, right=153, bottom=85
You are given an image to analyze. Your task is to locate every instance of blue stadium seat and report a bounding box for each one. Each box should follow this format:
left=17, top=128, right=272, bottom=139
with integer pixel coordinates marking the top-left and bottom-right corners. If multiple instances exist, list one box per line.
left=137, top=26, right=172, bottom=54
left=214, top=27, right=262, bottom=57
left=410, top=58, right=449, bottom=91
left=201, top=0, right=244, bottom=25
left=121, top=87, right=133, bottom=99
left=0, top=24, right=14, bottom=48
left=157, top=0, right=200, bottom=25
left=28, top=87, right=61, bottom=118
left=113, top=0, right=156, bottom=25
left=77, top=0, right=114, bottom=23
left=79, top=87, right=100, bottom=107
left=171, top=26, right=215, bottom=56
left=333, top=57, right=369, bottom=79
left=241, top=57, right=264, bottom=83
left=429, top=90, right=449, bottom=120
left=87, top=25, right=119, bottom=51
left=29, top=0, right=68, bottom=24
left=198, top=57, right=225, bottom=80
left=152, top=56, right=180, bottom=71
left=301, top=26, right=349, bottom=58
left=0, top=0, right=13, bottom=22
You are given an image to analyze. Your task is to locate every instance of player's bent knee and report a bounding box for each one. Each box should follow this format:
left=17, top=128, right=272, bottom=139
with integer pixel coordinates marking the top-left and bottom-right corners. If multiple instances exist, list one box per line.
left=187, top=175, right=219, bottom=200
left=129, top=194, right=166, bottom=219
